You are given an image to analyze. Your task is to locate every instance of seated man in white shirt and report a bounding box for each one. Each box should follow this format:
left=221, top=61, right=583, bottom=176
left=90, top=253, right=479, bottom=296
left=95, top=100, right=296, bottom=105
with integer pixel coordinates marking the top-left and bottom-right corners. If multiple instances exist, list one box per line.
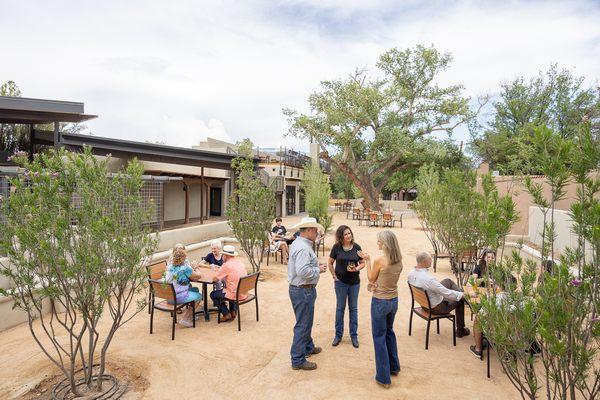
left=407, top=251, right=470, bottom=338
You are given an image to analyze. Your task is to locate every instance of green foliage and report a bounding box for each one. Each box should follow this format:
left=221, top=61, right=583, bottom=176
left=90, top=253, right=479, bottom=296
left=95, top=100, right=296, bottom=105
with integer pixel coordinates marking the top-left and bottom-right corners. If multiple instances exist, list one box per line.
left=226, top=145, right=275, bottom=273
left=0, top=80, right=29, bottom=155
left=475, top=124, right=600, bottom=400
left=384, top=138, right=471, bottom=194
left=301, top=162, right=333, bottom=233
left=0, top=147, right=157, bottom=396
left=413, top=165, right=518, bottom=286
left=285, top=45, right=481, bottom=210
left=470, top=66, right=600, bottom=175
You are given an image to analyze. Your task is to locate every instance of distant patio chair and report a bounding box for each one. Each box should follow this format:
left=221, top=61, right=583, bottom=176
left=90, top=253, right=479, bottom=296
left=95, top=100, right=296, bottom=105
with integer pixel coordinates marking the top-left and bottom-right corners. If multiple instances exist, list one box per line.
left=368, top=212, right=380, bottom=227
left=431, top=239, right=452, bottom=273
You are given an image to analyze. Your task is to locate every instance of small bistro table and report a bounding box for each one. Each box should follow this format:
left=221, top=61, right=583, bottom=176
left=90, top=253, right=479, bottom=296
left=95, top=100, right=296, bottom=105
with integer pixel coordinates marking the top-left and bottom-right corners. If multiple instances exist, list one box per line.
left=191, top=266, right=219, bottom=321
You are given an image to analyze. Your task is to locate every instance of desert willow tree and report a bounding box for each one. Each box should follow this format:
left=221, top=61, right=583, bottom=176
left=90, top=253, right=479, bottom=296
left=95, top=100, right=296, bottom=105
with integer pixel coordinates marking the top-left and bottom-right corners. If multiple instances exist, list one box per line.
left=0, top=148, right=157, bottom=399
left=301, top=162, right=333, bottom=233
left=284, top=45, right=484, bottom=211
left=225, top=139, right=275, bottom=272
left=413, top=165, right=517, bottom=287
left=476, top=122, right=600, bottom=400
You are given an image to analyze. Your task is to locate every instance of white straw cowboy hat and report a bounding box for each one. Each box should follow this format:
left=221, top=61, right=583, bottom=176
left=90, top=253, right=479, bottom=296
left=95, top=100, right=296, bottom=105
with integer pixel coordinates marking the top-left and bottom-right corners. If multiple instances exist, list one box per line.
left=221, top=245, right=239, bottom=256
left=291, top=216, right=324, bottom=232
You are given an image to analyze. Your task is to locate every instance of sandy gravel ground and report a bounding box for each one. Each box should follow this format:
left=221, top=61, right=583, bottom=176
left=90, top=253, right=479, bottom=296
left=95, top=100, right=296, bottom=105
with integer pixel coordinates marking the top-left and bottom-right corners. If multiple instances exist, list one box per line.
left=0, top=213, right=521, bottom=399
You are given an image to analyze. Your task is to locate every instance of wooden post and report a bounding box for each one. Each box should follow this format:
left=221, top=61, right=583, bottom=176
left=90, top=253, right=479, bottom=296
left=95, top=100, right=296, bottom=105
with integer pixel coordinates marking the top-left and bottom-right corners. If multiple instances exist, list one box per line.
left=160, top=183, right=165, bottom=230
left=200, top=167, right=204, bottom=224
left=184, top=181, right=189, bottom=224
left=53, top=121, right=61, bottom=147
left=28, top=124, right=34, bottom=162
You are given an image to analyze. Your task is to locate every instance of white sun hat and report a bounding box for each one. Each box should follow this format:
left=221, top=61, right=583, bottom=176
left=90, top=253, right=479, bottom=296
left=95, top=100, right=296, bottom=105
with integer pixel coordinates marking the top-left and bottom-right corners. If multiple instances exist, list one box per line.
left=291, top=216, right=324, bottom=232
left=221, top=244, right=239, bottom=256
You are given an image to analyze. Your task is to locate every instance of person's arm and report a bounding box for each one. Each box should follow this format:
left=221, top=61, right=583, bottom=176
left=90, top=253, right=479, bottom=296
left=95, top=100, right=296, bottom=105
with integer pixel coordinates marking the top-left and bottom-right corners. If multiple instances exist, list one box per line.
left=424, top=279, right=463, bottom=301
left=327, top=257, right=338, bottom=280
left=198, top=254, right=210, bottom=267
left=367, top=257, right=382, bottom=283
left=295, top=248, right=320, bottom=281
left=355, top=245, right=366, bottom=271
left=213, top=264, right=227, bottom=283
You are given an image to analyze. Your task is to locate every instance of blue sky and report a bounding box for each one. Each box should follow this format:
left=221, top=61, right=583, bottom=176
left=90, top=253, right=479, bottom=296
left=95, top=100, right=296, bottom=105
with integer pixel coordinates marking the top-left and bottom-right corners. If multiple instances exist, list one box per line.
left=1, top=0, right=599, bottom=151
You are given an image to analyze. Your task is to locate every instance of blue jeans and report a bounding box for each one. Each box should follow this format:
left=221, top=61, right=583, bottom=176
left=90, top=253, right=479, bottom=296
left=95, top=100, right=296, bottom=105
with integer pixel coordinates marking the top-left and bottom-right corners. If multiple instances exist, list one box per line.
left=334, top=280, right=360, bottom=338
left=371, top=297, right=400, bottom=385
left=210, top=289, right=236, bottom=316
left=289, top=285, right=316, bottom=367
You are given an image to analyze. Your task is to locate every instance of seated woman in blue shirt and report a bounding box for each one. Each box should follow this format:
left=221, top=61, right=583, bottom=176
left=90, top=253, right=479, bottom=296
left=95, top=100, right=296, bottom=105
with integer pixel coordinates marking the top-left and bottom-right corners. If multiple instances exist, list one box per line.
left=164, top=248, right=202, bottom=327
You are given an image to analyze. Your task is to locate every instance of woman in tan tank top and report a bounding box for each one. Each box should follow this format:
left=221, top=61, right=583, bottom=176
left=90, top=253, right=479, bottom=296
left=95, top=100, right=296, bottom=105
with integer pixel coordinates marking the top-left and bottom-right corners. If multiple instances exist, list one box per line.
left=360, top=230, right=403, bottom=389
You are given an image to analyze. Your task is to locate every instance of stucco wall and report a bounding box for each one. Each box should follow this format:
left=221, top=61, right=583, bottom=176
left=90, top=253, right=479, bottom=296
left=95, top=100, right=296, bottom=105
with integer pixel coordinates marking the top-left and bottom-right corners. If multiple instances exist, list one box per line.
left=488, top=176, right=582, bottom=235
left=528, top=206, right=593, bottom=259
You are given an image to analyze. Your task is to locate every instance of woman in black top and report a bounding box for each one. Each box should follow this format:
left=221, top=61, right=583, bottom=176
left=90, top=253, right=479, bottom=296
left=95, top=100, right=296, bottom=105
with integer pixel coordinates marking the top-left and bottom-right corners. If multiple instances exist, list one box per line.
left=472, top=249, right=496, bottom=286
left=327, top=225, right=364, bottom=348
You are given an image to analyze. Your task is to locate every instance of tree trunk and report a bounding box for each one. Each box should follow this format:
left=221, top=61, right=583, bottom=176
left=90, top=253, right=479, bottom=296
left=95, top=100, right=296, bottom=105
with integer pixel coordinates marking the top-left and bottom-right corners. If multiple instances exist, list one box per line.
left=354, top=180, right=381, bottom=211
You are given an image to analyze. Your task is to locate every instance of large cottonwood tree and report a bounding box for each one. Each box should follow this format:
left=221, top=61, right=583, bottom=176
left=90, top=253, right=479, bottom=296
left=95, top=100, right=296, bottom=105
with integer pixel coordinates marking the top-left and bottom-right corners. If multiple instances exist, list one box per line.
left=284, top=45, right=481, bottom=210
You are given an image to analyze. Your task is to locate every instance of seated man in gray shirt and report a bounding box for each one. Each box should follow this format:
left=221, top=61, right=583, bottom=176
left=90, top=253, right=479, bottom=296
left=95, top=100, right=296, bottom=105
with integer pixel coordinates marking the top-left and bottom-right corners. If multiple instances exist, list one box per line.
left=288, top=217, right=327, bottom=371
left=407, top=251, right=470, bottom=337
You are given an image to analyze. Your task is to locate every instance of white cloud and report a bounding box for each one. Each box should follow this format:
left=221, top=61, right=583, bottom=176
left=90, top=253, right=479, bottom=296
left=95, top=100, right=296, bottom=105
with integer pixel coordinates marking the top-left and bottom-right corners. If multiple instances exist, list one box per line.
left=0, top=0, right=598, bottom=151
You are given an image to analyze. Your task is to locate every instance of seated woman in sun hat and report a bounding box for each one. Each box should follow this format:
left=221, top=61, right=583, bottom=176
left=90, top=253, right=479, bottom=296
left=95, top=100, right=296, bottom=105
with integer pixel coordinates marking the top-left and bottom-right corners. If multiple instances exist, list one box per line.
left=210, top=244, right=248, bottom=322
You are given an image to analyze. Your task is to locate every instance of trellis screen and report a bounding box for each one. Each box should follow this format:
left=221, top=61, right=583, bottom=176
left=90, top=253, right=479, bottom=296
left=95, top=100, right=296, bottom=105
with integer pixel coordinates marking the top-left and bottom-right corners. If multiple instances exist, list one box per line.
left=0, top=173, right=164, bottom=230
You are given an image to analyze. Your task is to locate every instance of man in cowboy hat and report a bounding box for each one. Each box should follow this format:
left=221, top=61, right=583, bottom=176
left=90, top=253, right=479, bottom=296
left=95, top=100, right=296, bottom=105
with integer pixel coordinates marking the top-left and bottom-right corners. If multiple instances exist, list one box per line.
left=211, top=244, right=248, bottom=322
left=288, top=217, right=327, bottom=370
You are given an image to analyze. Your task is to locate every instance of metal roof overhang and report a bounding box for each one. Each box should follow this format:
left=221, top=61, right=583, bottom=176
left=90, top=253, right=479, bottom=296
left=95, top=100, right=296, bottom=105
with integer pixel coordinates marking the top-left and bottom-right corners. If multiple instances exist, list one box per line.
left=0, top=96, right=97, bottom=124
left=33, top=130, right=240, bottom=170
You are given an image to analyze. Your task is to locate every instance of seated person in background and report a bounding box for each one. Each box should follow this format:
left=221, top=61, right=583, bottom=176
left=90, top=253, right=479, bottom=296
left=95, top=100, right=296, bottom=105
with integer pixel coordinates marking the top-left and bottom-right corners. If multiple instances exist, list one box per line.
left=200, top=239, right=224, bottom=268
left=469, top=275, right=540, bottom=357
left=164, top=248, right=202, bottom=328
left=407, top=251, right=470, bottom=338
left=472, top=249, right=496, bottom=287
left=168, top=243, right=187, bottom=265
left=210, top=245, right=248, bottom=322
left=269, top=219, right=290, bottom=262
left=470, top=274, right=516, bottom=357
left=198, top=239, right=226, bottom=303
left=273, top=217, right=295, bottom=245
left=272, top=217, right=287, bottom=238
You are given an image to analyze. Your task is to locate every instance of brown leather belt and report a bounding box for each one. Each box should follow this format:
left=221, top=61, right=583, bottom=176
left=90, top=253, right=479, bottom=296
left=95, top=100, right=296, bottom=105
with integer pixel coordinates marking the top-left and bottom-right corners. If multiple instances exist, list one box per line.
left=292, top=284, right=316, bottom=289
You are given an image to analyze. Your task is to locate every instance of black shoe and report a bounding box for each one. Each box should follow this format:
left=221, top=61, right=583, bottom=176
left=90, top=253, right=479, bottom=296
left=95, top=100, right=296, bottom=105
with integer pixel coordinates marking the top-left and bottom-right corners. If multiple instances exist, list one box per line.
left=306, top=346, right=322, bottom=358
left=470, top=345, right=482, bottom=358
left=456, top=327, right=471, bottom=338
left=332, top=336, right=341, bottom=346
left=292, top=361, right=317, bottom=370
left=351, top=336, right=359, bottom=348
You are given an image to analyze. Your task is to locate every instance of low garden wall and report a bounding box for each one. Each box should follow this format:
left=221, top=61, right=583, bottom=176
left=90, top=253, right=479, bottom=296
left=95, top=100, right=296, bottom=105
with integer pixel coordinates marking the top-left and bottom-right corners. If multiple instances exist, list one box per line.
left=0, top=221, right=236, bottom=332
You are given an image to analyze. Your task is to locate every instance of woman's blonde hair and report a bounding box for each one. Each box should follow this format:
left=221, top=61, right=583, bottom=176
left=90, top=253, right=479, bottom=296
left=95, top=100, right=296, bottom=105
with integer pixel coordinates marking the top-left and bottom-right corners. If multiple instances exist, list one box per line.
left=172, top=248, right=187, bottom=266
left=377, top=230, right=402, bottom=266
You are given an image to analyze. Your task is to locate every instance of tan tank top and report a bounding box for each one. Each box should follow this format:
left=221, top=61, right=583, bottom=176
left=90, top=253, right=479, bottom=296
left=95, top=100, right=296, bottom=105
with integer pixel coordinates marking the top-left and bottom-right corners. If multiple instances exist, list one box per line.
left=373, top=260, right=403, bottom=299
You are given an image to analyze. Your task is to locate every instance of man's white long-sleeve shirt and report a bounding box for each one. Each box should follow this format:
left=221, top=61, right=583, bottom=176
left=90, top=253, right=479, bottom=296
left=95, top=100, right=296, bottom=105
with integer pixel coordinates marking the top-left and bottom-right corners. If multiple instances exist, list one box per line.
left=407, top=267, right=463, bottom=308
